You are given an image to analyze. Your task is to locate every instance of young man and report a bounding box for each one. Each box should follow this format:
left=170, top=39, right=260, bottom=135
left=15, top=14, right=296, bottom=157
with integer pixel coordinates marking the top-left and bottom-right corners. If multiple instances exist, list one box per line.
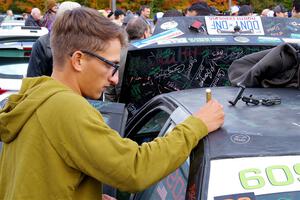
left=0, top=7, right=224, bottom=199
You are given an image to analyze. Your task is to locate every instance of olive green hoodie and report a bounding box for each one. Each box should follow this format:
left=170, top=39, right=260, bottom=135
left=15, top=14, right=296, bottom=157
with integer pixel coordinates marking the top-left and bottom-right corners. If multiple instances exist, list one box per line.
left=0, top=76, right=208, bottom=199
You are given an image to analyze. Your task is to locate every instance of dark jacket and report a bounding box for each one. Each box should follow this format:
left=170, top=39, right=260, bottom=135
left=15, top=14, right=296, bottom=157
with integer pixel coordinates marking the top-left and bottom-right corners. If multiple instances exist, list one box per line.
left=25, top=15, right=41, bottom=27
left=228, top=43, right=300, bottom=89
left=27, top=33, right=53, bottom=77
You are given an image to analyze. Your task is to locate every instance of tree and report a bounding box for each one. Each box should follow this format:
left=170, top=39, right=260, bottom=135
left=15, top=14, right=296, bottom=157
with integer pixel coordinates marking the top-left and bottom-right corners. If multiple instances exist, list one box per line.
left=0, top=0, right=13, bottom=12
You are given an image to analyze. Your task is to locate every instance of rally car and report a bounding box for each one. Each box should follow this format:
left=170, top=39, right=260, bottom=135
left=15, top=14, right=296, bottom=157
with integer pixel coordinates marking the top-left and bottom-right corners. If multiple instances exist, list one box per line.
left=123, top=86, right=300, bottom=200
left=120, top=16, right=300, bottom=118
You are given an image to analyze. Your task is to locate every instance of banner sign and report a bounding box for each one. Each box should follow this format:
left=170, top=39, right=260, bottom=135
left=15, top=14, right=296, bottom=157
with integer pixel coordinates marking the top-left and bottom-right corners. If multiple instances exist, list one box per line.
left=205, top=16, right=264, bottom=35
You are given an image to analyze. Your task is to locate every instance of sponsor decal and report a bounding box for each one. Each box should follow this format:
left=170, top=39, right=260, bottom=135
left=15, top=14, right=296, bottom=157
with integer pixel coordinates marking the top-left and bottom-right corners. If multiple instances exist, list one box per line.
left=257, top=37, right=281, bottom=43
left=291, top=33, right=300, bottom=38
left=187, top=37, right=228, bottom=43
left=160, top=21, right=178, bottom=30
left=282, top=38, right=300, bottom=44
left=132, top=28, right=184, bottom=48
left=157, top=38, right=188, bottom=45
left=233, top=36, right=250, bottom=43
left=230, top=134, right=250, bottom=144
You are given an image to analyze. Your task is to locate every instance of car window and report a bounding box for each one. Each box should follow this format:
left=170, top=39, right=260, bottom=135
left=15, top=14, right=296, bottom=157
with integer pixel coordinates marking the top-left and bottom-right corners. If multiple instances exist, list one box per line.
left=130, top=110, right=170, bottom=144
left=137, top=111, right=169, bottom=135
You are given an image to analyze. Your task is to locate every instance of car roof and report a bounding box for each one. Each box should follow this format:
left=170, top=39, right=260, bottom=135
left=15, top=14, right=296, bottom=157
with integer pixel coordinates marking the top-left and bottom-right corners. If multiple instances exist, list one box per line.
left=164, top=87, right=300, bottom=158
left=0, top=26, right=48, bottom=38
left=0, top=20, right=24, bottom=26
left=136, top=16, right=300, bottom=49
left=121, top=16, right=300, bottom=118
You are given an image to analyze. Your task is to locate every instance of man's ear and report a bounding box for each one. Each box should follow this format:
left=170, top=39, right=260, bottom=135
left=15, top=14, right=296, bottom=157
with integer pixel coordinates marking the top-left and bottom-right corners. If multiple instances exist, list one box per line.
left=71, top=51, right=84, bottom=72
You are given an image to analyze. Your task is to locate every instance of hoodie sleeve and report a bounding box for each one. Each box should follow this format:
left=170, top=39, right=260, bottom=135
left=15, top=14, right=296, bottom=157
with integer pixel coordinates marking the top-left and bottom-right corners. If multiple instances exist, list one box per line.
left=38, top=92, right=208, bottom=192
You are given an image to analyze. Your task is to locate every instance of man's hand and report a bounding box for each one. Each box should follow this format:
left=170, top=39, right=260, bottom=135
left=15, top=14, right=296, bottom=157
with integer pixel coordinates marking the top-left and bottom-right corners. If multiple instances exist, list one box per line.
left=193, top=99, right=224, bottom=133
left=102, top=194, right=117, bottom=200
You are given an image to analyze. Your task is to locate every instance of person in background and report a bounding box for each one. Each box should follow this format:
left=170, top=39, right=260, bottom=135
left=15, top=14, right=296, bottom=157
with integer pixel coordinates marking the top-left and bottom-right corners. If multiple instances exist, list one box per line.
left=27, top=1, right=81, bottom=77
left=162, top=9, right=183, bottom=17
left=126, top=17, right=151, bottom=41
left=261, top=8, right=270, bottom=17
left=153, top=11, right=163, bottom=25
left=98, top=9, right=109, bottom=18
left=186, top=3, right=211, bottom=16
left=22, top=13, right=29, bottom=20
left=292, top=0, right=300, bottom=18
left=107, top=11, right=114, bottom=20
left=267, top=10, right=275, bottom=17
left=193, top=0, right=219, bottom=15
left=273, top=4, right=288, bottom=17
left=230, top=5, right=239, bottom=16
left=41, top=0, right=58, bottom=31
left=25, top=8, right=42, bottom=27
left=139, top=5, right=154, bottom=33
left=122, top=10, right=135, bottom=27
left=112, top=9, right=125, bottom=26
left=3, top=10, right=14, bottom=21
left=238, top=5, right=253, bottom=16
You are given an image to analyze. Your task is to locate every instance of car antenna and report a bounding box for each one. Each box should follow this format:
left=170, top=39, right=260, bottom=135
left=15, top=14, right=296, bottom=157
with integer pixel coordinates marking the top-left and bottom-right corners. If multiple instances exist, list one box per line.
left=228, top=84, right=245, bottom=106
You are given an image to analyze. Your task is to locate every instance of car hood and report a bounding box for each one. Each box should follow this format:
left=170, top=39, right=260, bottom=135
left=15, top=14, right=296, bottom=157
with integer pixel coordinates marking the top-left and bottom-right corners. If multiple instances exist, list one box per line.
left=0, top=76, right=69, bottom=143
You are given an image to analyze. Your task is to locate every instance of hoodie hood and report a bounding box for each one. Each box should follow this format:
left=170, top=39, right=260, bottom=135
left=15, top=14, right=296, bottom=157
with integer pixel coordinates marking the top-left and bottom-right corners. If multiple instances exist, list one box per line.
left=0, top=76, right=71, bottom=143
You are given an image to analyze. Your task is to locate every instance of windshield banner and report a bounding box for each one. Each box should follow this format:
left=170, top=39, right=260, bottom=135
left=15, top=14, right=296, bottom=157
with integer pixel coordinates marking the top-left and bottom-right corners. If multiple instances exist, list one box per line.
left=205, top=16, right=264, bottom=35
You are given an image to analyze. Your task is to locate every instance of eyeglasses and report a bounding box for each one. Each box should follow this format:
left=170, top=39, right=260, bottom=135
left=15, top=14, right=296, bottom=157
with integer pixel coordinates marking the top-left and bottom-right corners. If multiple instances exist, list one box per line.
left=80, top=50, right=120, bottom=76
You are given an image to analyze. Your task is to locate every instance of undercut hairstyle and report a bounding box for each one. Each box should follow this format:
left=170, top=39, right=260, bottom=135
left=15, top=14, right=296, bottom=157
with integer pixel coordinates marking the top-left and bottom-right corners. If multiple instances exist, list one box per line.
left=126, top=17, right=149, bottom=40
left=50, top=7, right=127, bottom=66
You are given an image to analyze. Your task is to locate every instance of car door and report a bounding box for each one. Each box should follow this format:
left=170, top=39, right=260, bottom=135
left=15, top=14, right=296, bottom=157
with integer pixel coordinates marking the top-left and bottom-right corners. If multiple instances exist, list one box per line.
left=88, top=100, right=128, bottom=137
left=124, top=99, right=194, bottom=200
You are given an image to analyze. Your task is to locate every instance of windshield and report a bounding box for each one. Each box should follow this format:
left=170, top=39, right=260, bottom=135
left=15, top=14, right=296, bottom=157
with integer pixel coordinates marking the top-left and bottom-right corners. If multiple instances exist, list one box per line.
left=207, top=155, right=300, bottom=200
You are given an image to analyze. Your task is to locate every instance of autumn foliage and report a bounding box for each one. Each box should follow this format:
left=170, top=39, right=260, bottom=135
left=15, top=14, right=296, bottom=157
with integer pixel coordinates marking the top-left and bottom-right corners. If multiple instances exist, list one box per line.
left=0, top=0, right=292, bottom=15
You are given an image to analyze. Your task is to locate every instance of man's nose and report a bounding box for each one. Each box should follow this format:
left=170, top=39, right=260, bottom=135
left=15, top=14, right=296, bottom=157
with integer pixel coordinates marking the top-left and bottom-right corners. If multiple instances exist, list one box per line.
left=108, top=71, right=119, bottom=86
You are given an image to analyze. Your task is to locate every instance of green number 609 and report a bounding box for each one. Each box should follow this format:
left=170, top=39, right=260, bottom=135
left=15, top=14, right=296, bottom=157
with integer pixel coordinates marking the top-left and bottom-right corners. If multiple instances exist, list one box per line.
left=239, top=163, right=300, bottom=189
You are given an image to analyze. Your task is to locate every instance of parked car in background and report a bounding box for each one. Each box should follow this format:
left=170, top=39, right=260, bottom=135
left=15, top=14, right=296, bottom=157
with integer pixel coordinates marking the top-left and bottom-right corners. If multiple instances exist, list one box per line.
left=120, top=16, right=300, bottom=118
left=0, top=13, right=24, bottom=24
left=0, top=20, right=25, bottom=30
left=123, top=87, right=300, bottom=200
left=0, top=26, right=48, bottom=37
left=0, top=26, right=48, bottom=102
